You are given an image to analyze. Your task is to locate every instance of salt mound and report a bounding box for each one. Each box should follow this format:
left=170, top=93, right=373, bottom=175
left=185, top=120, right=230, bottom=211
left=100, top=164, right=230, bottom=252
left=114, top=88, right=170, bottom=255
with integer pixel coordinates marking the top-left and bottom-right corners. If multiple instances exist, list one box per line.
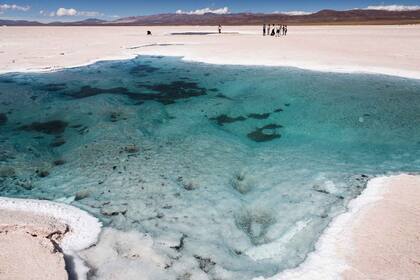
left=0, top=197, right=102, bottom=252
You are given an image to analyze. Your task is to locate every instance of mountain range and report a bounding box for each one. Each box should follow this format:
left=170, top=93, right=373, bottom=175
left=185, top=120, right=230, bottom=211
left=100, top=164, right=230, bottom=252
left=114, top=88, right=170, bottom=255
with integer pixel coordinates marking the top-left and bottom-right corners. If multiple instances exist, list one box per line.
left=1, top=9, right=420, bottom=26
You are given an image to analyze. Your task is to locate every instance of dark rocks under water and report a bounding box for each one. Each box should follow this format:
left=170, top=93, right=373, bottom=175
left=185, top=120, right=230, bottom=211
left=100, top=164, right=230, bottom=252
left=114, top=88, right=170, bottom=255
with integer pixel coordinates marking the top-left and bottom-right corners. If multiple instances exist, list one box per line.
left=140, top=80, right=207, bottom=104
left=247, top=124, right=283, bottom=142
left=0, top=113, right=7, bottom=125
left=50, top=137, right=66, bottom=147
left=19, top=120, right=68, bottom=135
left=130, top=64, right=160, bottom=76
left=53, top=159, right=66, bottom=166
left=210, top=114, right=247, bottom=126
left=210, top=108, right=283, bottom=127
left=38, top=83, right=67, bottom=92
left=67, top=80, right=207, bottom=105
left=248, top=113, right=270, bottom=120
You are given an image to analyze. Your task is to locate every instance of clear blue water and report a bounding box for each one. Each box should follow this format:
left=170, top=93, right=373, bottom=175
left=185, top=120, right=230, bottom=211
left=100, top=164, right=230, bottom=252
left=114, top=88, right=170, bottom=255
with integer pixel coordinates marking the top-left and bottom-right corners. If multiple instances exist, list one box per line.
left=0, top=56, right=419, bottom=279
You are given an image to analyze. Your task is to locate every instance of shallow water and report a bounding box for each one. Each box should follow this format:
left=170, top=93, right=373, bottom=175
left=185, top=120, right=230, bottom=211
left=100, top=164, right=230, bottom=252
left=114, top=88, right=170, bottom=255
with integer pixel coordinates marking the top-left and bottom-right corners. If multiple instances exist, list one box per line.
left=0, top=56, right=419, bottom=279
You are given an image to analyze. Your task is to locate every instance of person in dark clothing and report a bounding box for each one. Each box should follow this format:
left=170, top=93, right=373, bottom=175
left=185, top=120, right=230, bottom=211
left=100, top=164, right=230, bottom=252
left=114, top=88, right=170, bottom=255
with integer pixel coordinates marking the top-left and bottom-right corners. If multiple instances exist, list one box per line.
left=263, top=24, right=266, bottom=36
left=276, top=25, right=281, bottom=37
left=218, top=24, right=222, bottom=34
left=267, top=24, right=271, bottom=37
left=284, top=25, right=288, bottom=36
left=271, top=28, right=275, bottom=36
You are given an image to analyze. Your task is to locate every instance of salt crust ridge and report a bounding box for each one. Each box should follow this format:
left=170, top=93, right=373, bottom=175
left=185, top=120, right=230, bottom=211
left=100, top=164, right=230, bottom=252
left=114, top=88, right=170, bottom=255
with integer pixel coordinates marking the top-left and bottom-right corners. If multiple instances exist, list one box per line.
left=257, top=175, right=391, bottom=280
left=0, top=197, right=102, bottom=252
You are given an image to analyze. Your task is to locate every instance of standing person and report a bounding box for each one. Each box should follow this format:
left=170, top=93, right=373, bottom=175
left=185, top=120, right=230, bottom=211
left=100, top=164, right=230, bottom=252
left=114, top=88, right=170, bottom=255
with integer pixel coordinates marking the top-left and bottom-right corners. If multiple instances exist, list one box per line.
left=276, top=25, right=281, bottom=37
left=284, top=25, right=288, bottom=36
left=282, top=25, right=286, bottom=36
left=271, top=27, right=275, bottom=36
left=218, top=24, right=222, bottom=34
left=267, top=24, right=271, bottom=37
left=263, top=24, right=266, bottom=36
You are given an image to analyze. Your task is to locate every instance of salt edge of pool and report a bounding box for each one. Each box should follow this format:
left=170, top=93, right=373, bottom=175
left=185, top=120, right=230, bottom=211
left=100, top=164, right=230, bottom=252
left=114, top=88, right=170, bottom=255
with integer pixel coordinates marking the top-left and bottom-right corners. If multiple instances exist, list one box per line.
left=258, top=175, right=394, bottom=280
left=0, top=197, right=102, bottom=279
left=1, top=51, right=420, bottom=81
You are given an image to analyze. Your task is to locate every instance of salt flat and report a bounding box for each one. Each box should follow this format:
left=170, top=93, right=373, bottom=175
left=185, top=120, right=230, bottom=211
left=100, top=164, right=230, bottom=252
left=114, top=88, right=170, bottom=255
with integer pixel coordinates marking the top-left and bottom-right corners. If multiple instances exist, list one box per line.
left=0, top=25, right=419, bottom=280
left=1, top=25, right=420, bottom=78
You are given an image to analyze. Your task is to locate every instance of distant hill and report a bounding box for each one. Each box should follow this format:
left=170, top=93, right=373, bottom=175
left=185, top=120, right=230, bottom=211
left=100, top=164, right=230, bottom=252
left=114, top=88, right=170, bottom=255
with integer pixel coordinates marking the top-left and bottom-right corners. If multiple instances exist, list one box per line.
left=112, top=9, right=420, bottom=25
left=0, top=19, right=43, bottom=26
left=1, top=9, right=420, bottom=26
left=46, top=18, right=108, bottom=26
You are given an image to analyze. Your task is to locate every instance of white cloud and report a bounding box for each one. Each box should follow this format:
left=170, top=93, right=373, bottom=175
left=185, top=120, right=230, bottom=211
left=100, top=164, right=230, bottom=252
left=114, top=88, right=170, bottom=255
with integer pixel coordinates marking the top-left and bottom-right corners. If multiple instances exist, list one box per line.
left=275, top=10, right=312, bottom=16
left=0, top=3, right=30, bottom=13
left=176, top=7, right=230, bottom=15
left=365, top=5, right=420, bottom=11
left=56, top=7, right=77, bottom=16
left=47, top=7, right=103, bottom=17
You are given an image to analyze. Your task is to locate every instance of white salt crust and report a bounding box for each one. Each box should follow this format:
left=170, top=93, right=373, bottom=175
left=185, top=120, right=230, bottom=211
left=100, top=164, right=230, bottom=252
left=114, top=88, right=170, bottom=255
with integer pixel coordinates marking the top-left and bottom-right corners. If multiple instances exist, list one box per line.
left=0, top=197, right=102, bottom=252
left=1, top=26, right=420, bottom=80
left=2, top=52, right=420, bottom=81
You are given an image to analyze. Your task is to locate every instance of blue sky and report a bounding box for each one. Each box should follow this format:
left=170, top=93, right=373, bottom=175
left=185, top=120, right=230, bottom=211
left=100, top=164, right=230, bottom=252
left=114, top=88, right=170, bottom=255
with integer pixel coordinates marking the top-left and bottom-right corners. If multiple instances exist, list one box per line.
left=1, top=0, right=420, bottom=21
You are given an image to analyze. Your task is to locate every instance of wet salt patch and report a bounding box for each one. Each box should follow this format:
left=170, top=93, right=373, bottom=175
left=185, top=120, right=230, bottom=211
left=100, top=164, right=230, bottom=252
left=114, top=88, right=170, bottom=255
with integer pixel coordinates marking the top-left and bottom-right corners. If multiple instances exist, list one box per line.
left=79, top=228, right=170, bottom=280
left=246, top=219, right=312, bottom=261
left=259, top=176, right=391, bottom=280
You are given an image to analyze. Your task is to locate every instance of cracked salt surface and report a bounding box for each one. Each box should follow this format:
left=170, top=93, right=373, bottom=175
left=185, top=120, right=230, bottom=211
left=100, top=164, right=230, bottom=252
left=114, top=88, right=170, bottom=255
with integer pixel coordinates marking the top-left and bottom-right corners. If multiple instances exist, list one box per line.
left=0, top=56, right=419, bottom=279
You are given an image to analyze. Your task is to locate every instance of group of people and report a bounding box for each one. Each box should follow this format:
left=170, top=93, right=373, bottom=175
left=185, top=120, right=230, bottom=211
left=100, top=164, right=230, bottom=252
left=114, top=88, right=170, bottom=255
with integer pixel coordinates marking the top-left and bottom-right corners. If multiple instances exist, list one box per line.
left=263, top=24, right=288, bottom=37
